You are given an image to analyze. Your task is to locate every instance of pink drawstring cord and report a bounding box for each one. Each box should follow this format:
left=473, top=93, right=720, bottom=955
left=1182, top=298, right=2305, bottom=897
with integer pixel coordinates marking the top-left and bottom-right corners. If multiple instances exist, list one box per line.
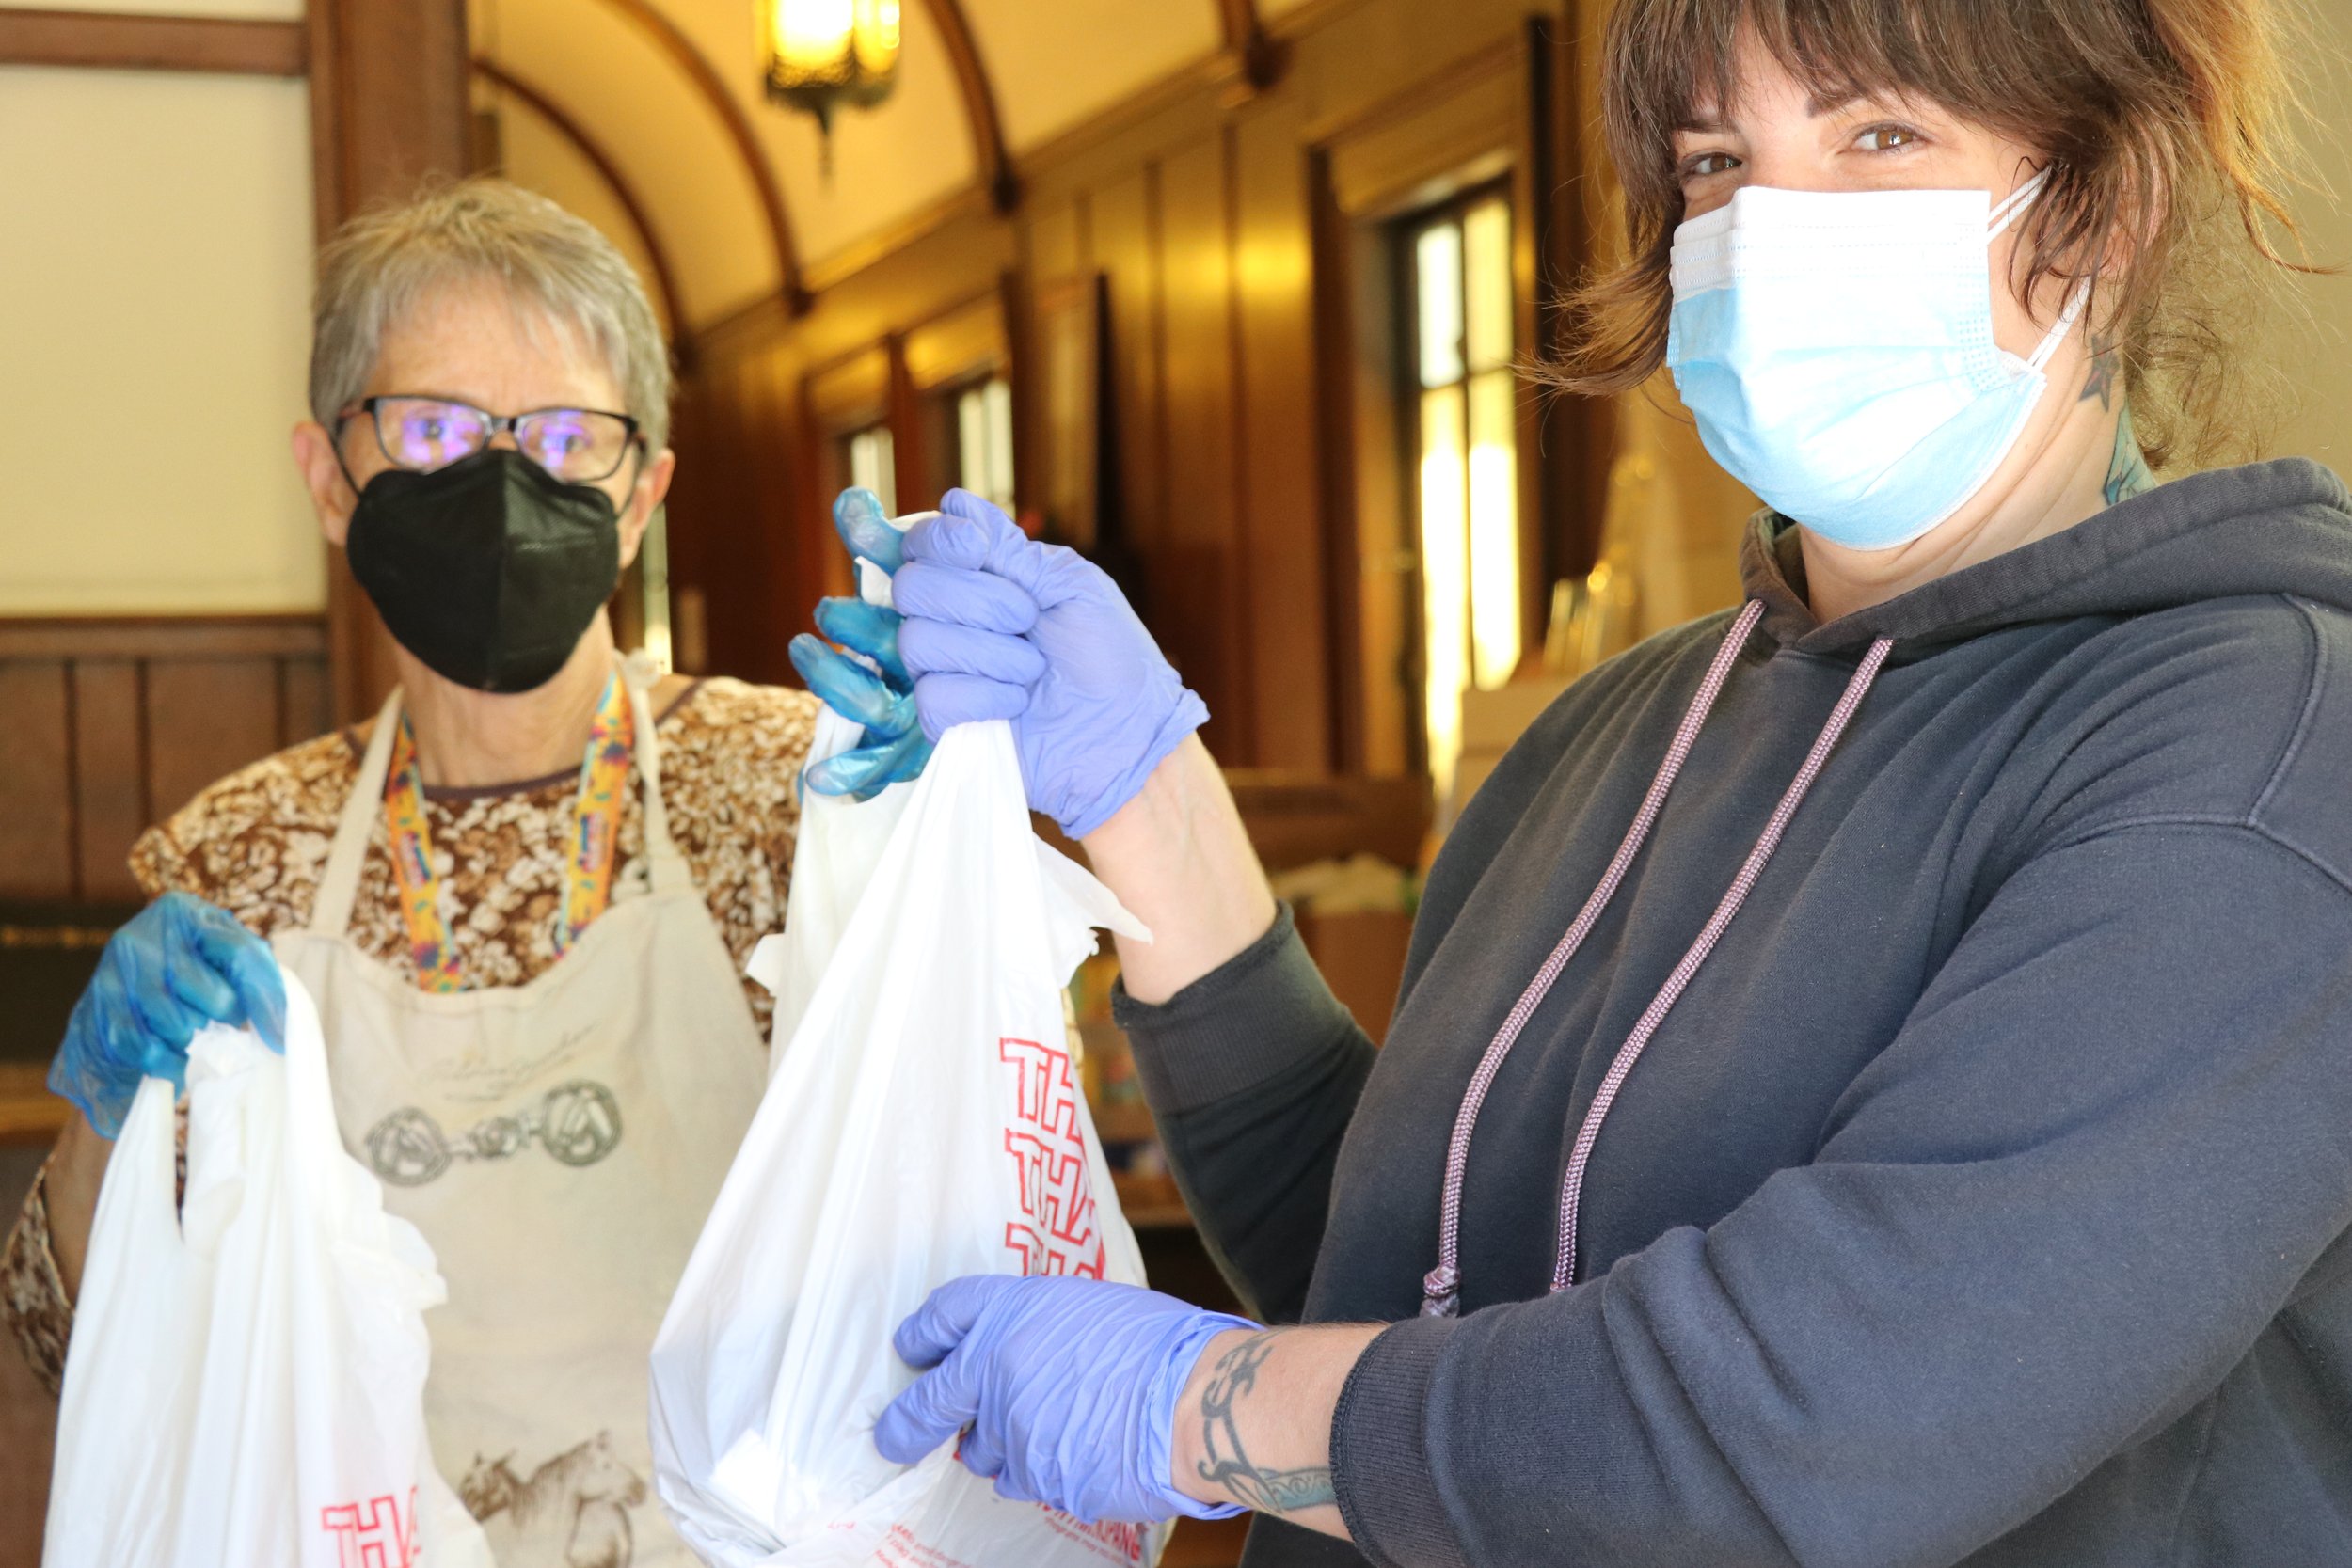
left=1549, top=635, right=1891, bottom=1291
left=1421, top=602, right=1764, bottom=1318
left=1419, top=606, right=1894, bottom=1316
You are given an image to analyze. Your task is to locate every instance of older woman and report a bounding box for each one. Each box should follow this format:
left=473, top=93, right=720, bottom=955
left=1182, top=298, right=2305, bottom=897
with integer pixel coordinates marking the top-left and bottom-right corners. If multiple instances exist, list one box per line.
left=6, top=179, right=815, bottom=1566
left=808, top=0, right=2352, bottom=1563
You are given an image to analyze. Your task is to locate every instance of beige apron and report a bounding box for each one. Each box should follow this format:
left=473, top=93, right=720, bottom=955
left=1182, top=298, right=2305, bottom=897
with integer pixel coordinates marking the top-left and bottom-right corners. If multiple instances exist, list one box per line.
left=275, top=664, right=766, bottom=1568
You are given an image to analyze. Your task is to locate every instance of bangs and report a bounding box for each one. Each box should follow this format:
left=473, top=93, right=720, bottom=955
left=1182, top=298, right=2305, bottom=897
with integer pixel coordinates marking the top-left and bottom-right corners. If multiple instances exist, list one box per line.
left=1611, top=0, right=2082, bottom=182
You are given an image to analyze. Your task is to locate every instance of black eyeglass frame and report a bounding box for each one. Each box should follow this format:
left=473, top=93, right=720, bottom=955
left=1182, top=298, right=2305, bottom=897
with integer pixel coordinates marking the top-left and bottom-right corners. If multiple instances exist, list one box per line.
left=338, top=395, right=647, bottom=483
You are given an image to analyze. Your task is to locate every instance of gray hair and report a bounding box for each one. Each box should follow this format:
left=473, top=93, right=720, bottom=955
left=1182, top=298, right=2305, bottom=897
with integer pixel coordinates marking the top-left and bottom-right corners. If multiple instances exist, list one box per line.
left=309, top=177, right=673, bottom=451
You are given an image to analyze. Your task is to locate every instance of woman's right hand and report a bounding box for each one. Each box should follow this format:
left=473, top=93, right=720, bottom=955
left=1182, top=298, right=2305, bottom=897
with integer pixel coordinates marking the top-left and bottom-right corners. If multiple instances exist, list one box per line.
left=899, top=488, right=1209, bottom=839
left=49, top=891, right=285, bottom=1137
left=804, top=487, right=1208, bottom=840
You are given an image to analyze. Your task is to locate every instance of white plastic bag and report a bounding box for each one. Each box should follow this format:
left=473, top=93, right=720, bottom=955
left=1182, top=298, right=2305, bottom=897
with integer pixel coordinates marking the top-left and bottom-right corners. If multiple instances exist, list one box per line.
left=649, top=719, right=1164, bottom=1568
left=45, top=965, right=491, bottom=1568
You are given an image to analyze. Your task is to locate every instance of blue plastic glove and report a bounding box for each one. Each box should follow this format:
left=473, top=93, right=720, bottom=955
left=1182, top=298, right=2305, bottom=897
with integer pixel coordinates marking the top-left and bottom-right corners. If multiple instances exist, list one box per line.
left=50, top=891, right=286, bottom=1137
left=893, top=489, right=1208, bottom=838
left=790, top=488, right=933, bottom=800
left=874, top=1275, right=1259, bottom=1524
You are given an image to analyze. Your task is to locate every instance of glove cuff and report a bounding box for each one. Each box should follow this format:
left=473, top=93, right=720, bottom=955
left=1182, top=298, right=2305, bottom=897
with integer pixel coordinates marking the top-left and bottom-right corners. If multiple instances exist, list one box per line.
left=1057, top=687, right=1210, bottom=841
left=1141, top=1310, right=1261, bottom=1521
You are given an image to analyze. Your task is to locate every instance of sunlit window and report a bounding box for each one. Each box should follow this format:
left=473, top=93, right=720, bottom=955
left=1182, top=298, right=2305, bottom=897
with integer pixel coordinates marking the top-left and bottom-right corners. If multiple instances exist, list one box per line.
left=1409, top=193, right=1519, bottom=798
left=846, top=422, right=896, bottom=515
left=955, top=376, right=1015, bottom=511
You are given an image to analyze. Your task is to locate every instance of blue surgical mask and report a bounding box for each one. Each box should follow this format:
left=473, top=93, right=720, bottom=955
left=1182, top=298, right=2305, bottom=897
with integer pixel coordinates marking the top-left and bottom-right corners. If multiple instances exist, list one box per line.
left=1666, top=172, right=2086, bottom=552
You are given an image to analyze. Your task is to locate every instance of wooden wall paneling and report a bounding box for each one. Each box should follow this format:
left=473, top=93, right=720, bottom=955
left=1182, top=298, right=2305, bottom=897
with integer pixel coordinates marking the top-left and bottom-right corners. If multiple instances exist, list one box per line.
left=902, top=292, right=1010, bottom=507
left=0, top=663, right=72, bottom=900
left=0, top=9, right=305, bottom=74
left=1321, top=43, right=1517, bottom=217
left=772, top=349, right=853, bottom=678
left=1216, top=0, right=1284, bottom=94
left=1310, top=150, right=1369, bottom=775
left=1027, top=199, right=1087, bottom=292
left=1342, top=207, right=1415, bottom=778
left=1509, top=20, right=1556, bottom=657
left=887, top=336, right=928, bottom=518
left=71, top=662, right=147, bottom=904
left=1542, top=8, right=1615, bottom=581
left=1232, top=96, right=1331, bottom=771
left=902, top=293, right=1009, bottom=391
left=278, top=648, right=333, bottom=744
left=1088, top=169, right=1168, bottom=608
left=660, top=358, right=730, bottom=675
left=1155, top=135, right=1249, bottom=759
left=0, top=621, right=333, bottom=902
left=144, top=659, right=284, bottom=832
left=310, top=0, right=473, bottom=723
left=694, top=348, right=801, bottom=685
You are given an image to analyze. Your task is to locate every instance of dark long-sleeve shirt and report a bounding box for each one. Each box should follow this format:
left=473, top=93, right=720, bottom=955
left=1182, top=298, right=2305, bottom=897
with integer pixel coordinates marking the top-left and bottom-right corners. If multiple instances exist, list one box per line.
left=1116, top=460, right=2352, bottom=1568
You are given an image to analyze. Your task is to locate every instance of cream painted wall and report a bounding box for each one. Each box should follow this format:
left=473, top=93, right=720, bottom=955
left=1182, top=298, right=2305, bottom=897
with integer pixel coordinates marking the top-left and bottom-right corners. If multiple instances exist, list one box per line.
left=0, top=65, right=321, bottom=615
left=2257, top=0, right=2352, bottom=472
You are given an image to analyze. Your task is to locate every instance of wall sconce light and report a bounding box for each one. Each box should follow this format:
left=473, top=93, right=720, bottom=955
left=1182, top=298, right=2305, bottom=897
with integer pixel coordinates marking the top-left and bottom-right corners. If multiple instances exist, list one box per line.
left=763, top=0, right=901, bottom=172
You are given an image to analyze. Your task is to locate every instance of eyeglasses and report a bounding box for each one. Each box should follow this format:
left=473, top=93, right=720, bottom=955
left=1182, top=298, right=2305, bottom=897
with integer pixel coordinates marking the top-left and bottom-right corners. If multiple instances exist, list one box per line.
left=342, top=396, right=644, bottom=483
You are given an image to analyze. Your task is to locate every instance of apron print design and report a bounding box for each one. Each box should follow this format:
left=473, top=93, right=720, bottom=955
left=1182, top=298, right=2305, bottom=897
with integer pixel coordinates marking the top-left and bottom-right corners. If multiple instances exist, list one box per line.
left=462, top=1432, right=647, bottom=1568
left=364, top=1080, right=625, bottom=1186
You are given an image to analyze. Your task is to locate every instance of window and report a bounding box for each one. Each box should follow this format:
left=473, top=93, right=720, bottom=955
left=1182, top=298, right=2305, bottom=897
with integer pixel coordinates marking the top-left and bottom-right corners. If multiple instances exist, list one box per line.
left=845, top=422, right=896, bottom=515
left=954, top=375, right=1015, bottom=512
left=1406, top=191, right=1519, bottom=799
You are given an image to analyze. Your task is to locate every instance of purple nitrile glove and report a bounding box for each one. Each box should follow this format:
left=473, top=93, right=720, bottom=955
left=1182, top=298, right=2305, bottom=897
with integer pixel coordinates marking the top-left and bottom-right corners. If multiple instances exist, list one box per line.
left=873, top=1275, right=1259, bottom=1525
left=50, top=891, right=286, bottom=1137
left=893, top=489, right=1208, bottom=839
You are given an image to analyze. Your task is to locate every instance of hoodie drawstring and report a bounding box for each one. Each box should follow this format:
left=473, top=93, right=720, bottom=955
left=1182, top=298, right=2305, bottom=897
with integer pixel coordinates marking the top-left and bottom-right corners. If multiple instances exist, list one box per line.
left=1421, top=604, right=1894, bottom=1317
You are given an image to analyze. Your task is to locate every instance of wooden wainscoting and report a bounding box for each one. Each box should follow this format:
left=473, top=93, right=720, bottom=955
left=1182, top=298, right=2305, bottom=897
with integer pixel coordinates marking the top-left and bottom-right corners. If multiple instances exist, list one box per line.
left=0, top=615, right=332, bottom=905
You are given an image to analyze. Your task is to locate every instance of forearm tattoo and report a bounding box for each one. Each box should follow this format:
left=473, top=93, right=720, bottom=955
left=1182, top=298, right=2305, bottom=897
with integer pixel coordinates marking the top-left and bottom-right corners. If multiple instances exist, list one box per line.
left=1195, top=1329, right=1338, bottom=1514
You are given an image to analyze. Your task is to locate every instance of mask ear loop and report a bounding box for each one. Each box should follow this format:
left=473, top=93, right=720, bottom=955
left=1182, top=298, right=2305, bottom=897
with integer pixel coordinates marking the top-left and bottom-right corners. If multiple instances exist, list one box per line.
left=2026, top=283, right=2091, bottom=372
left=1985, top=166, right=2089, bottom=372
left=1987, top=167, right=2053, bottom=239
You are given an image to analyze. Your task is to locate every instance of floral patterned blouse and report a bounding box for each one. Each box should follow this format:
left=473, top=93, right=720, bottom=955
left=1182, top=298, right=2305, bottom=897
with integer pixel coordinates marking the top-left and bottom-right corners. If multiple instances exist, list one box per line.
left=4, top=676, right=819, bottom=1395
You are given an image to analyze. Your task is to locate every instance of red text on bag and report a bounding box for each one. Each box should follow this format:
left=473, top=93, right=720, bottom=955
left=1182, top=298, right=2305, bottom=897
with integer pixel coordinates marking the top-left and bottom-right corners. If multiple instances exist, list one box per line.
left=998, top=1037, right=1105, bottom=1278
left=320, top=1486, right=418, bottom=1568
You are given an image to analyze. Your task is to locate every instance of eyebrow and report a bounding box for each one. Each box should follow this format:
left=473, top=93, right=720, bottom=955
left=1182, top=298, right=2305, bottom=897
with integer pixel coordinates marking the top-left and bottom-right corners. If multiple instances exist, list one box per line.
left=1676, top=87, right=1882, bottom=136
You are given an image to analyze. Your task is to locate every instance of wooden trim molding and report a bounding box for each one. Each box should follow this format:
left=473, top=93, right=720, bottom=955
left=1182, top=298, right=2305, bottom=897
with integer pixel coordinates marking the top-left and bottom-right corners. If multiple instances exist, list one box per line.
left=473, top=57, right=695, bottom=357
left=0, top=614, right=326, bottom=660
left=594, top=0, right=809, bottom=317
left=1215, top=0, right=1283, bottom=93
left=0, top=8, right=305, bottom=75
left=915, top=0, right=1018, bottom=214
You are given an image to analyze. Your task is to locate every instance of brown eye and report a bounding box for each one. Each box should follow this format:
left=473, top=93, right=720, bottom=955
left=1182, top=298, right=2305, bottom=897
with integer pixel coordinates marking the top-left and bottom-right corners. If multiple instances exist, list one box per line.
left=1855, top=125, right=1921, bottom=153
left=1683, top=150, right=1740, bottom=180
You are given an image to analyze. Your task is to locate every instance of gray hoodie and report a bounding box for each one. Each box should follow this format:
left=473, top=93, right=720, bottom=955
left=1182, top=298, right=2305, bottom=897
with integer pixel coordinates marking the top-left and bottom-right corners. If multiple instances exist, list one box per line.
left=1117, top=459, right=2352, bottom=1567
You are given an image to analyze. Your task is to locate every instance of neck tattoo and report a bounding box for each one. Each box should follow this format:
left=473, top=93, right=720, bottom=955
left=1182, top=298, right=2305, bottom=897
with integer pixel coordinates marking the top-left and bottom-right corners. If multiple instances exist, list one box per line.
left=2082, top=331, right=2155, bottom=509
left=2104, top=404, right=2156, bottom=508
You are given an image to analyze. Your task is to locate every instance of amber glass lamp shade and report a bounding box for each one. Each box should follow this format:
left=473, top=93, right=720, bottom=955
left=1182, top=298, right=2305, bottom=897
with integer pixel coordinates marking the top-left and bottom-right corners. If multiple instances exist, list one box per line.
left=763, top=0, right=901, bottom=138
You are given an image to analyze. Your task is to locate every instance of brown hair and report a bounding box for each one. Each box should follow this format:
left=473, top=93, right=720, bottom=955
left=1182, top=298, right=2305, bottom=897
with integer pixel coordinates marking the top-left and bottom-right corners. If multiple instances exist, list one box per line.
left=1552, top=0, right=2316, bottom=468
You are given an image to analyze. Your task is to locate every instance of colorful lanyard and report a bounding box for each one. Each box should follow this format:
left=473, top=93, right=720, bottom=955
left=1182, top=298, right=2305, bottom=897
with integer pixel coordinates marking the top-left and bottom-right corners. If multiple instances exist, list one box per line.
left=384, top=673, right=636, bottom=992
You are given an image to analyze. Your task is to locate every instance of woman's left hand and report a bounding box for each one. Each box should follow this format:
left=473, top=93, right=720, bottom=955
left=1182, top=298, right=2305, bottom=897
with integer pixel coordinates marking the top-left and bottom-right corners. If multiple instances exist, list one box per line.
left=875, top=1275, right=1382, bottom=1537
left=874, top=1275, right=1258, bottom=1524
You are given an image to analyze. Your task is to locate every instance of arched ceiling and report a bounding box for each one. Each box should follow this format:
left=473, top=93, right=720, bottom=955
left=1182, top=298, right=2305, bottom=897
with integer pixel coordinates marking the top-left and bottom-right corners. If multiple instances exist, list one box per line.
left=472, top=0, right=1278, bottom=338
